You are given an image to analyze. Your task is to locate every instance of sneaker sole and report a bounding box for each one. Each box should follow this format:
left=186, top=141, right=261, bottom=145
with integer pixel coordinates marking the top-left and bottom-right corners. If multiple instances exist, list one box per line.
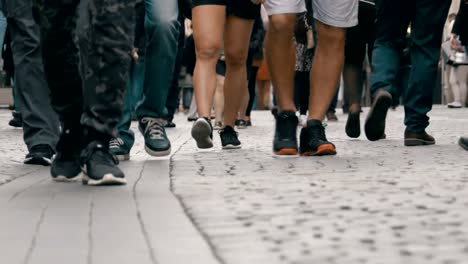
left=365, top=91, right=392, bottom=141
left=222, top=144, right=242, bottom=150
left=404, top=138, right=435, bottom=147
left=145, top=146, right=171, bottom=157
left=24, top=157, right=52, bottom=166
left=192, top=119, right=213, bottom=149
left=115, top=154, right=130, bottom=161
left=345, top=112, right=361, bottom=138
left=274, top=148, right=298, bottom=156
left=82, top=174, right=127, bottom=186
left=52, top=173, right=83, bottom=182
left=300, top=144, right=337, bottom=156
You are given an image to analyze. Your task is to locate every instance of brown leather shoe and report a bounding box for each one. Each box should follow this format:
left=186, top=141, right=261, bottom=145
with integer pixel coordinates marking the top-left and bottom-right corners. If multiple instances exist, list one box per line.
left=404, top=130, right=435, bottom=146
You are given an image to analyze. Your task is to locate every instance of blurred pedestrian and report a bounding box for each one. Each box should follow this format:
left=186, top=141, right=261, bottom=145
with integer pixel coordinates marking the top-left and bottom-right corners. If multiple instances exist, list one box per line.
left=2, top=0, right=60, bottom=166
left=364, top=0, right=451, bottom=147
left=36, top=0, right=135, bottom=185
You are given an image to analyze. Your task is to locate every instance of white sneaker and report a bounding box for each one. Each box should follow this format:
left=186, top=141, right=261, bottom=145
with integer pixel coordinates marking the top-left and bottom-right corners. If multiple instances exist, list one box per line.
left=448, top=101, right=463, bottom=108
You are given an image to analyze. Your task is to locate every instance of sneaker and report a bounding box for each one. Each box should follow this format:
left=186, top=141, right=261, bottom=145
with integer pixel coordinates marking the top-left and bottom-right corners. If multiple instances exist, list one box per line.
left=299, top=115, right=307, bottom=127
left=51, top=127, right=82, bottom=182
left=109, top=137, right=131, bottom=161
left=81, top=141, right=126, bottom=186
left=273, top=111, right=298, bottom=155
left=448, top=101, right=463, bottom=108
left=213, top=121, right=223, bottom=130
left=191, top=117, right=213, bottom=149
left=237, top=119, right=248, bottom=129
left=165, top=121, right=176, bottom=128
left=365, top=89, right=392, bottom=141
left=139, top=117, right=171, bottom=156
left=299, top=120, right=337, bottom=156
left=404, top=130, right=435, bottom=147
left=220, top=126, right=241, bottom=149
left=326, top=111, right=338, bottom=122
left=8, top=111, right=22, bottom=128
left=345, top=111, right=361, bottom=138
left=245, top=119, right=252, bottom=127
left=459, top=137, right=468, bottom=151
left=24, top=144, right=55, bottom=166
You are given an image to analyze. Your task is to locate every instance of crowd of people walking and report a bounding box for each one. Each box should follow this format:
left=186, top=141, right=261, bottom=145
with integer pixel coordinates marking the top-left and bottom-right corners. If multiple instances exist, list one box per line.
left=0, top=0, right=466, bottom=185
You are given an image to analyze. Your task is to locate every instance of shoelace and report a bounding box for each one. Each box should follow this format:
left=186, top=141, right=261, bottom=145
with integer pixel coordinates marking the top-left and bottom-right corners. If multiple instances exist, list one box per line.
left=307, top=124, right=328, bottom=143
left=109, top=137, right=124, bottom=149
left=82, top=143, right=118, bottom=166
left=220, top=128, right=238, bottom=141
left=141, top=117, right=165, bottom=140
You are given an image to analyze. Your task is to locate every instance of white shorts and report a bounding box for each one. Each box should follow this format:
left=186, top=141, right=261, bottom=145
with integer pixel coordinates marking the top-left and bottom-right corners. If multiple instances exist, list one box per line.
left=263, top=0, right=306, bottom=16
left=264, top=0, right=358, bottom=28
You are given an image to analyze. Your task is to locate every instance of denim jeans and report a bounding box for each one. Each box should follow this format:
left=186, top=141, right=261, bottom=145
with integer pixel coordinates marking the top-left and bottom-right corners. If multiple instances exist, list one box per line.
left=371, top=0, right=451, bottom=133
left=0, top=11, right=7, bottom=58
left=136, top=0, right=180, bottom=119
left=116, top=58, right=146, bottom=149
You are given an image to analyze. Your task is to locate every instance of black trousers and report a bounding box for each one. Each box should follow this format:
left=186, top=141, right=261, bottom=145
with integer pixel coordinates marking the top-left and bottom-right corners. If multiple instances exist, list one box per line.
left=8, top=1, right=59, bottom=151
left=37, top=0, right=135, bottom=142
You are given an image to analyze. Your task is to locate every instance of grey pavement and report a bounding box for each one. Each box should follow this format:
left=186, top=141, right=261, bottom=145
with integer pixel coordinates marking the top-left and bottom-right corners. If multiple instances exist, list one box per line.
left=1, top=106, right=468, bottom=264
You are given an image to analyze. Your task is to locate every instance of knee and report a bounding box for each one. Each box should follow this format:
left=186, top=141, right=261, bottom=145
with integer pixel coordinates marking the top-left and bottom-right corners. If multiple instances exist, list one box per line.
left=317, top=24, right=346, bottom=49
left=224, top=50, right=247, bottom=69
left=196, top=44, right=221, bottom=61
left=268, top=15, right=295, bottom=35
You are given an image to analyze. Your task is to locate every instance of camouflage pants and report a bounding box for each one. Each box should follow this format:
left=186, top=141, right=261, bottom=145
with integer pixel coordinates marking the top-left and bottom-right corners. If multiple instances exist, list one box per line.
left=36, top=0, right=135, bottom=141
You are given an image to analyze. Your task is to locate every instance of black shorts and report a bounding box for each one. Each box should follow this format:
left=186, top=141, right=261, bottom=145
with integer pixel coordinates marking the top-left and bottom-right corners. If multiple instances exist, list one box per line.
left=192, top=0, right=260, bottom=20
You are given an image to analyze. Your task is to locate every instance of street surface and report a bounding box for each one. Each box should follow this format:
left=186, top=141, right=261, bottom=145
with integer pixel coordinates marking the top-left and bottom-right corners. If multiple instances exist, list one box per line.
left=1, top=106, right=468, bottom=264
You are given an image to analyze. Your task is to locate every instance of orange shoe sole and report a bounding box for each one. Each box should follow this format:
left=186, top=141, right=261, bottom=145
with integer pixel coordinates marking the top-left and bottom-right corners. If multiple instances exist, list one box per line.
left=300, top=144, right=337, bottom=156
left=274, top=148, right=298, bottom=156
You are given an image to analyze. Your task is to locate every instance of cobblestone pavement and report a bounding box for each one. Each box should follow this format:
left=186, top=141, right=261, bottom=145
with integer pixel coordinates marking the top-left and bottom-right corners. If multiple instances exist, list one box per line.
left=171, top=106, right=468, bottom=264
left=1, top=106, right=468, bottom=264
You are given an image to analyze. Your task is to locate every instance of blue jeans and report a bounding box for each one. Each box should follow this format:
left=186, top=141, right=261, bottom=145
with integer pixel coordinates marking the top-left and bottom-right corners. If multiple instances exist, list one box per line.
left=0, top=11, right=7, bottom=58
left=117, top=58, right=146, bottom=149
left=371, top=0, right=451, bottom=133
left=136, top=0, right=180, bottom=119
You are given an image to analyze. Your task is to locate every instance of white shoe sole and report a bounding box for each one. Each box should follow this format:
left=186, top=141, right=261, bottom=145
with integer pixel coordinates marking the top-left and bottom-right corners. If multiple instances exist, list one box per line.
left=82, top=173, right=127, bottom=186
left=191, top=119, right=213, bottom=149
left=222, top=144, right=242, bottom=150
left=145, top=146, right=171, bottom=157
left=53, top=173, right=83, bottom=182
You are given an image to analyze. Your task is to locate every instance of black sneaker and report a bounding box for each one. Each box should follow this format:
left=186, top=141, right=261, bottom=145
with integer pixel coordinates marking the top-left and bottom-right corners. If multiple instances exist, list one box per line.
left=191, top=117, right=213, bottom=149
left=299, top=120, right=337, bottom=156
left=220, top=126, right=241, bottom=149
left=459, top=137, right=468, bottom=151
left=9, top=111, right=22, bottom=128
left=165, top=121, right=176, bottom=128
left=81, top=141, right=126, bottom=186
left=51, top=127, right=82, bottom=182
left=273, top=111, right=298, bottom=155
left=345, top=111, right=361, bottom=138
left=109, top=137, right=131, bottom=161
left=237, top=120, right=248, bottom=129
left=365, top=89, right=392, bottom=141
left=24, top=144, right=55, bottom=166
left=139, top=117, right=171, bottom=156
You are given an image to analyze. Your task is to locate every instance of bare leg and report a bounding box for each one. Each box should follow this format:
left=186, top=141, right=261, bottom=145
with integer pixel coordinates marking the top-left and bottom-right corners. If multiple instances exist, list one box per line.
left=192, top=5, right=225, bottom=118
left=223, top=16, right=254, bottom=128
left=308, top=21, right=346, bottom=121
left=214, top=74, right=225, bottom=123
left=265, top=14, right=297, bottom=112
